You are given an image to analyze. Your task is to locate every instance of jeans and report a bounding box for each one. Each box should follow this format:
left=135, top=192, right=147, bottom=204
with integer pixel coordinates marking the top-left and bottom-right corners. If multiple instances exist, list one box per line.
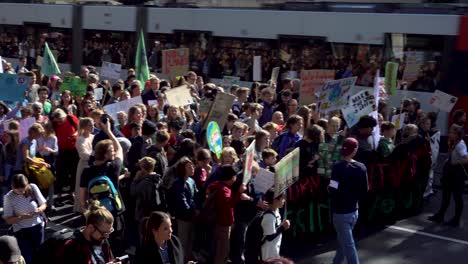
left=229, top=221, right=249, bottom=264
left=333, top=211, right=359, bottom=264
left=14, top=224, right=44, bottom=264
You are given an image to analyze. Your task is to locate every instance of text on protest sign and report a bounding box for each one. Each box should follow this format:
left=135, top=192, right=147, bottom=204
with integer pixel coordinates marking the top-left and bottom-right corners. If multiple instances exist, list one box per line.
left=94, top=88, right=104, bottom=101
left=165, top=85, right=194, bottom=107
left=0, top=73, right=30, bottom=102
left=402, top=51, right=424, bottom=83
left=243, top=140, right=256, bottom=185
left=274, top=148, right=300, bottom=197
left=429, top=90, right=458, bottom=113
left=319, top=77, right=357, bottom=113
left=253, top=168, right=275, bottom=195
left=341, top=90, right=376, bottom=128
left=300, top=69, right=335, bottom=105
left=203, top=92, right=236, bottom=130
left=270, top=67, right=280, bottom=84
left=103, top=96, right=143, bottom=123
left=100, top=61, right=122, bottom=81
left=162, top=48, right=189, bottom=80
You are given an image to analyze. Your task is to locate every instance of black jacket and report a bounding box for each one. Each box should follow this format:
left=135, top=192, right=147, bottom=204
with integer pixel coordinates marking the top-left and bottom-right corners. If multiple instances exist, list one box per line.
left=134, top=236, right=184, bottom=264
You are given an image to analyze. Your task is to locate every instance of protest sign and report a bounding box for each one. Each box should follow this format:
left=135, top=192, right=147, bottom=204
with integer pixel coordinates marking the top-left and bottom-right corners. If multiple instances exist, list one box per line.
left=402, top=51, right=424, bottom=83
left=199, top=99, right=213, bottom=115
left=148, top=100, right=158, bottom=106
left=100, top=61, right=122, bottom=81
left=429, top=90, right=458, bottom=113
left=243, top=140, right=256, bottom=185
left=391, top=113, right=407, bottom=130
left=162, top=48, right=189, bottom=81
left=299, top=70, right=335, bottom=105
left=319, top=77, right=357, bottom=113
left=385, top=62, right=398, bottom=95
left=341, top=90, right=376, bottom=128
left=19, top=117, right=36, bottom=140
left=253, top=56, right=261, bottom=81
left=0, top=56, right=3, bottom=73
left=204, top=92, right=236, bottom=130
left=165, top=85, right=194, bottom=107
left=221, top=76, right=240, bottom=92
left=270, top=67, right=280, bottom=83
left=103, top=96, right=143, bottom=123
left=0, top=73, right=29, bottom=102
left=2, top=119, right=12, bottom=132
left=206, top=121, right=223, bottom=159
left=254, top=168, right=275, bottom=194
left=376, top=77, right=388, bottom=100
left=62, top=76, right=87, bottom=97
left=371, top=74, right=381, bottom=149
left=94, top=88, right=103, bottom=101
left=392, top=33, right=404, bottom=59
left=274, top=148, right=300, bottom=197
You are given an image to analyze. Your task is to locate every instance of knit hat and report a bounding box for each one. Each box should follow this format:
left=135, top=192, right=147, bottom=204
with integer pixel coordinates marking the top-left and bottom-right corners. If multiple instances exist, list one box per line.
left=0, top=236, right=22, bottom=263
left=341, top=137, right=359, bottom=157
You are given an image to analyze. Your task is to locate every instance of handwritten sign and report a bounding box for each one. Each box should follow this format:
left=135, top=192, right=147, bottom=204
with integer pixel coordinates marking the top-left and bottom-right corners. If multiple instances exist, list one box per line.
left=162, top=48, right=189, bottom=81
left=403, top=51, right=424, bottom=83
left=204, top=92, right=236, bottom=130
left=391, top=113, right=407, bottom=130
left=243, top=140, right=256, bottom=185
left=103, top=96, right=143, bottom=123
left=100, top=61, right=122, bottom=81
left=62, top=76, right=87, bottom=97
left=253, top=56, right=262, bottom=81
left=429, top=90, right=458, bottom=112
left=19, top=117, right=36, bottom=140
left=0, top=73, right=29, bottom=102
left=165, top=85, right=194, bottom=107
left=300, top=70, right=335, bottom=105
left=274, top=147, right=300, bottom=197
left=385, top=62, right=398, bottom=96
left=94, top=88, right=103, bottom=101
left=342, top=90, right=376, bottom=127
left=319, top=77, right=357, bottom=113
left=253, top=168, right=275, bottom=194
left=270, top=67, right=280, bottom=83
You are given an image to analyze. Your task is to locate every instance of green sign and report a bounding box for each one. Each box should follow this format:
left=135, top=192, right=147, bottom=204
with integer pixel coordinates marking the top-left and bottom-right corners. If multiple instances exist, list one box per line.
left=206, top=121, right=223, bottom=159
left=62, top=76, right=87, bottom=97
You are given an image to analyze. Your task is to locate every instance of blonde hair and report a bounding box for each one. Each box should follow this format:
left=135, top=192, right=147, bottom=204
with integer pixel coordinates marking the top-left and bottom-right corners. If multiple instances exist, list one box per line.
left=28, top=123, right=44, bottom=137
left=42, top=121, right=55, bottom=138
left=84, top=200, right=114, bottom=226
left=220, top=147, right=239, bottom=165
left=78, top=117, right=94, bottom=136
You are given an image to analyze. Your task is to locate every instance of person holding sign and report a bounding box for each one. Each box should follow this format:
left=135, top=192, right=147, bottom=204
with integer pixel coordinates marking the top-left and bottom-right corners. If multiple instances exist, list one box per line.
left=328, top=138, right=368, bottom=264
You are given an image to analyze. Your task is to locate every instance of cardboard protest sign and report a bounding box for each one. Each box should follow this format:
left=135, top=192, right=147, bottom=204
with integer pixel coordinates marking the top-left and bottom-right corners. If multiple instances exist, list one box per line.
left=19, top=117, right=36, bottom=140
left=103, top=96, right=142, bottom=123
left=391, top=113, right=406, bottom=130
left=253, top=168, right=275, bottom=194
left=429, top=90, right=458, bottom=112
left=100, top=61, right=122, bottom=81
left=341, top=90, right=376, bottom=128
left=270, top=67, right=280, bottom=84
left=199, top=99, right=213, bottom=115
left=391, top=33, right=404, bottom=59
left=300, top=69, right=335, bottom=105
left=274, top=147, right=300, bottom=197
left=243, top=140, right=256, bottom=185
left=148, top=100, right=158, bottom=106
left=94, top=88, right=103, bottom=101
left=221, top=76, right=240, bottom=92
left=206, top=121, right=223, bottom=159
left=385, top=62, right=398, bottom=96
left=253, top=56, right=261, bottom=81
left=0, top=73, right=29, bottom=102
left=162, top=48, right=189, bottom=81
left=165, top=85, right=194, bottom=107
left=204, top=92, right=236, bottom=130
left=402, top=51, right=424, bottom=83
left=62, top=76, right=87, bottom=97
left=319, top=77, right=357, bottom=113
left=371, top=74, right=381, bottom=149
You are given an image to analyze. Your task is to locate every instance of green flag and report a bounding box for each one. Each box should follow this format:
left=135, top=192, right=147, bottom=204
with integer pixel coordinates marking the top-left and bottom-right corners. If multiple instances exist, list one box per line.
left=385, top=62, right=398, bottom=96
left=135, top=31, right=150, bottom=88
left=41, top=42, right=61, bottom=77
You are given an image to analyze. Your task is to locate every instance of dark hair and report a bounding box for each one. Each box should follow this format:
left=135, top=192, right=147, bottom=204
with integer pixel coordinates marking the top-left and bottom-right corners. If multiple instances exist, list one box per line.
left=380, top=121, right=396, bottom=133
left=181, top=129, right=196, bottom=141
left=285, top=115, right=303, bottom=130
left=263, top=189, right=284, bottom=204
left=11, top=174, right=32, bottom=197
left=112, top=83, right=123, bottom=93
left=141, top=211, right=171, bottom=243
left=356, top=116, right=377, bottom=129
left=196, top=148, right=212, bottom=161
left=305, top=124, right=324, bottom=143
left=37, top=86, right=49, bottom=94
left=175, top=156, right=194, bottom=178
left=169, top=138, right=196, bottom=166
left=453, top=109, right=466, bottom=124
left=155, top=130, right=170, bottom=144
left=219, top=165, right=237, bottom=181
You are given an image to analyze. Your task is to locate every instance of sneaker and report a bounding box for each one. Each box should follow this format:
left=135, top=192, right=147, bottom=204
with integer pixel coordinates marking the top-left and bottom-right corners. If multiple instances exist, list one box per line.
left=428, top=213, right=444, bottom=223
left=445, top=218, right=461, bottom=227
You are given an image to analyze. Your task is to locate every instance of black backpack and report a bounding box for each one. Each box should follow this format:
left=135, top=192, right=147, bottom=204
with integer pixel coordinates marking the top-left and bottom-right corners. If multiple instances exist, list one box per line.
left=33, top=228, right=75, bottom=264
left=143, top=174, right=167, bottom=212
left=271, top=132, right=293, bottom=154
left=244, top=210, right=276, bottom=264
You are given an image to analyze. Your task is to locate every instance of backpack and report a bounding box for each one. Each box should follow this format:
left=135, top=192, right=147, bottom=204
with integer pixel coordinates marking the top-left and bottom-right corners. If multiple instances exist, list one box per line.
left=24, top=157, right=55, bottom=190
left=244, top=210, right=276, bottom=264
left=271, top=132, right=293, bottom=155
left=32, top=228, right=75, bottom=264
left=143, top=174, right=167, bottom=212
left=87, top=166, right=124, bottom=215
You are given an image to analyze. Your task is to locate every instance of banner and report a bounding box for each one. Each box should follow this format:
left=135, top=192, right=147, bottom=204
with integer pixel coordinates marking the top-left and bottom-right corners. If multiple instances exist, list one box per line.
left=341, top=90, right=376, bottom=128
left=319, top=77, right=357, bottom=113
left=402, top=51, right=424, bottom=83
left=19, top=117, right=36, bottom=140
left=270, top=67, right=280, bottom=84
left=0, top=73, right=29, bottom=102
left=299, top=69, right=335, bottom=105
left=221, top=76, right=240, bottom=92
left=41, top=42, right=61, bottom=77
left=274, top=147, right=300, bottom=197
left=101, top=61, right=122, bottom=81
left=254, top=168, right=275, bottom=194
left=165, top=85, right=194, bottom=107
left=135, top=31, right=150, bottom=86
left=162, top=48, right=189, bottom=81
left=429, top=90, right=458, bottom=113
left=204, top=92, right=236, bottom=130
left=103, top=96, right=143, bottom=123
left=243, top=140, right=256, bottom=185
left=206, top=121, right=223, bottom=159
left=62, top=76, right=87, bottom=97
left=253, top=56, right=262, bottom=81
left=385, top=62, right=399, bottom=96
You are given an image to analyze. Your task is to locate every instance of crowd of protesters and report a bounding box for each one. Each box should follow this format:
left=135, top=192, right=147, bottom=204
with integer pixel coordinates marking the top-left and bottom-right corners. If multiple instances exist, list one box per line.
left=0, top=49, right=464, bottom=264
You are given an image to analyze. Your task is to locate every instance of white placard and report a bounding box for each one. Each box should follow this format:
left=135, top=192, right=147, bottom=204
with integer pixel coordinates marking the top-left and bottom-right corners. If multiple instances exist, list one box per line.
left=100, top=61, right=122, bottom=81
left=148, top=100, right=158, bottom=106
left=429, top=90, right=458, bottom=113
left=391, top=113, right=407, bottom=130
left=94, top=88, right=103, bottom=101
left=253, top=168, right=275, bottom=194
left=103, top=96, right=143, bottom=123
left=253, top=56, right=261, bottom=81
left=0, top=56, right=3, bottom=73
left=341, top=90, right=375, bottom=128
left=165, top=85, right=194, bottom=107
left=243, top=140, right=256, bottom=185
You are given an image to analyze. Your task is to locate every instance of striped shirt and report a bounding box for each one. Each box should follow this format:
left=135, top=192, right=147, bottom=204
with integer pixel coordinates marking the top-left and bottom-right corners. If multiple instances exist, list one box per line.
left=3, top=183, right=46, bottom=232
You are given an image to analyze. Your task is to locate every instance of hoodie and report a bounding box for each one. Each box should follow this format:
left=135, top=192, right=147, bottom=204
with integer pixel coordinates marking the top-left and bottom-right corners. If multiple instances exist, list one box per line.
left=207, top=181, right=242, bottom=226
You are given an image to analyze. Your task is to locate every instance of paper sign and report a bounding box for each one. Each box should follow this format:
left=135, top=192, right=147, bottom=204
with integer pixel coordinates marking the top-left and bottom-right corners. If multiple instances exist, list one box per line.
left=206, top=121, right=223, bottom=159
left=243, top=140, right=256, bottom=185
left=300, top=69, right=335, bottom=105
left=100, top=61, right=122, bottom=81
left=148, top=100, right=158, bottom=106
left=391, top=33, right=405, bottom=59
left=0, top=73, right=30, bottom=102
left=391, top=113, right=407, bottom=130
left=253, top=168, right=275, bottom=194
left=329, top=180, right=339, bottom=189
left=0, top=56, right=3, bottom=73
left=103, top=96, right=143, bottom=123
left=162, top=48, right=189, bottom=81
left=385, top=62, right=398, bottom=96
left=199, top=99, right=213, bottom=115
left=270, top=67, right=280, bottom=83
left=204, top=92, right=236, bottom=130
left=36, top=56, right=43, bottom=67
left=221, top=76, right=240, bottom=91
left=94, top=88, right=103, bottom=101
left=253, top=56, right=261, bottom=82
left=62, top=76, right=87, bottom=97
left=274, top=147, right=300, bottom=197
left=319, top=77, right=357, bottom=113
left=429, top=90, right=458, bottom=112
left=377, top=77, right=388, bottom=100
left=19, top=117, right=36, bottom=140
left=341, top=90, right=376, bottom=127
left=165, top=85, right=194, bottom=107
left=403, top=51, right=424, bottom=83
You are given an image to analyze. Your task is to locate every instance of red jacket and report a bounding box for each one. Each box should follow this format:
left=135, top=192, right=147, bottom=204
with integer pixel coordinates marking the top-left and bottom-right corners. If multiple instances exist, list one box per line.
left=54, top=114, right=79, bottom=150
left=207, top=181, right=241, bottom=226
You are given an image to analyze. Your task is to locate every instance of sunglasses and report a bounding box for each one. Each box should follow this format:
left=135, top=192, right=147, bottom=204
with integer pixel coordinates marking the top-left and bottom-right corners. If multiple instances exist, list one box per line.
left=94, top=225, right=114, bottom=237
